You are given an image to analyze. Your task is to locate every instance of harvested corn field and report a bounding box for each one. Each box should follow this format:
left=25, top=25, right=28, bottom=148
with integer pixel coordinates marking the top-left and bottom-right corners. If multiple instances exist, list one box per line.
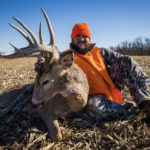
left=0, top=56, right=150, bottom=150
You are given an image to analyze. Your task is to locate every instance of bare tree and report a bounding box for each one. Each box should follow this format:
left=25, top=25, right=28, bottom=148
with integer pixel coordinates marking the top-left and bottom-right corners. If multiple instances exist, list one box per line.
left=110, top=37, right=150, bottom=55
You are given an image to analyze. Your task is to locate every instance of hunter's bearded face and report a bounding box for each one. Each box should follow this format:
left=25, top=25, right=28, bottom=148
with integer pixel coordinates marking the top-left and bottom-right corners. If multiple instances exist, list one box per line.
left=72, top=35, right=91, bottom=53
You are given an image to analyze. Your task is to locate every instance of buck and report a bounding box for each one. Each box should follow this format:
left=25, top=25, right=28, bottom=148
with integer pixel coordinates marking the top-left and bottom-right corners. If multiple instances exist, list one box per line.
left=0, top=8, right=89, bottom=141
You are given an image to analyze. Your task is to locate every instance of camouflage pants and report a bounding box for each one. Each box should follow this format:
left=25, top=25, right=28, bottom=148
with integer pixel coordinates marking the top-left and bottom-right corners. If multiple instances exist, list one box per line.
left=86, top=56, right=150, bottom=120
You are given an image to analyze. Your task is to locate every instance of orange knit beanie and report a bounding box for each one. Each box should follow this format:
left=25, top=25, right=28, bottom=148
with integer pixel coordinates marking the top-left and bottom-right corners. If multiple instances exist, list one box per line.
left=71, top=23, right=91, bottom=41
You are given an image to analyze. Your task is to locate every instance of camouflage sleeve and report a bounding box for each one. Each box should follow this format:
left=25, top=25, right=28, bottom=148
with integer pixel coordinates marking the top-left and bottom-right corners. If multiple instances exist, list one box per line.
left=98, top=47, right=123, bottom=67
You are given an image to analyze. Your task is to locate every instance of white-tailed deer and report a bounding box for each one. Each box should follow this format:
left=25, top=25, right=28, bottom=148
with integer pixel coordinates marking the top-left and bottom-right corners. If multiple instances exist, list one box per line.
left=0, top=8, right=89, bottom=141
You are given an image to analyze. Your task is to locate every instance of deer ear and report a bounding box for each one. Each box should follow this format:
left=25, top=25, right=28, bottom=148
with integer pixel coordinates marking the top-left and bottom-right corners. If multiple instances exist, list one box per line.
left=59, top=51, right=74, bottom=68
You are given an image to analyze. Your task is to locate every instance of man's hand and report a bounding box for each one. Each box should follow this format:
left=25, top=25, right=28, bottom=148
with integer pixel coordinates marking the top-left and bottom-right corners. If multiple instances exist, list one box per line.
left=139, top=100, right=150, bottom=118
left=34, top=57, right=45, bottom=72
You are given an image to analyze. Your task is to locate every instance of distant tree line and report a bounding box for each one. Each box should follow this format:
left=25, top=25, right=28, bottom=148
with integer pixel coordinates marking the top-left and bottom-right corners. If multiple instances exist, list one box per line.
left=110, top=37, right=150, bottom=55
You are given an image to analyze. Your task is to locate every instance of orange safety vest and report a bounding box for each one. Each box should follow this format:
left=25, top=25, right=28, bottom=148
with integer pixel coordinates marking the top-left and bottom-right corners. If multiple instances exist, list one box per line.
left=65, top=47, right=122, bottom=104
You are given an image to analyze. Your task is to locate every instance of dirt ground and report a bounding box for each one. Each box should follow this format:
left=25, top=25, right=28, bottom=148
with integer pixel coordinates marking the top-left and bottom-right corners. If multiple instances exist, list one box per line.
left=0, top=56, right=150, bottom=150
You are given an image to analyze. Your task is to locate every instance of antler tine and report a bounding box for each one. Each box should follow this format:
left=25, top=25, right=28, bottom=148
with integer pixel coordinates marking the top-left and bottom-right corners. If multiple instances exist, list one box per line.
left=40, top=8, right=55, bottom=46
left=39, top=22, right=45, bottom=59
left=39, top=22, right=43, bottom=44
left=39, top=21, right=53, bottom=66
left=9, top=22, right=33, bottom=46
left=9, top=42, right=18, bottom=51
left=12, top=16, right=38, bottom=45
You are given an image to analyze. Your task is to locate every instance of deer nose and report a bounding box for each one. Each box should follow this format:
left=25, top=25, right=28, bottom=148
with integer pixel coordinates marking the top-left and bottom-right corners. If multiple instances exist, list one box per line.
left=31, top=100, right=45, bottom=109
left=32, top=98, right=43, bottom=107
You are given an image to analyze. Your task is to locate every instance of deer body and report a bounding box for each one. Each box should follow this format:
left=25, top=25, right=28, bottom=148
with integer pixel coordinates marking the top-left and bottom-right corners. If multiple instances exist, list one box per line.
left=32, top=52, right=89, bottom=141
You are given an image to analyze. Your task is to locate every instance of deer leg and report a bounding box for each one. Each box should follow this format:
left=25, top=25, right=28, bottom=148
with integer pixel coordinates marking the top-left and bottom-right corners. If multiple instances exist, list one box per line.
left=48, top=116, right=62, bottom=141
left=37, top=108, right=62, bottom=141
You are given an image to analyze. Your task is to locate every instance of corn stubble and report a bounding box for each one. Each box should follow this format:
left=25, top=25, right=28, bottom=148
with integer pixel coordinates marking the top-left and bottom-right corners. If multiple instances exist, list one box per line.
left=0, top=56, right=150, bottom=150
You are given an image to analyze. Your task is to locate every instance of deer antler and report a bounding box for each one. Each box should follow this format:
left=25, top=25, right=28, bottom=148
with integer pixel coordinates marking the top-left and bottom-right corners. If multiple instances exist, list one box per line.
left=0, top=8, right=59, bottom=63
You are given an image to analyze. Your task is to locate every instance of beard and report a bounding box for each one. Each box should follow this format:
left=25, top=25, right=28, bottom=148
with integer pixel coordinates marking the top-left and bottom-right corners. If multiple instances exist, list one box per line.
left=70, top=42, right=92, bottom=54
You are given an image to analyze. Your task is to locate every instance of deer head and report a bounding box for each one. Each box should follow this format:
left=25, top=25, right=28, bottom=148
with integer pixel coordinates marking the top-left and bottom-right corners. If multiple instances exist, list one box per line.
left=32, top=51, right=89, bottom=112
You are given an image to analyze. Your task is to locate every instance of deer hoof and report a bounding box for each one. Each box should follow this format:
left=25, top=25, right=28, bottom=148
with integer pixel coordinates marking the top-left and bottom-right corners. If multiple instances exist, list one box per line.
left=51, top=133, right=62, bottom=142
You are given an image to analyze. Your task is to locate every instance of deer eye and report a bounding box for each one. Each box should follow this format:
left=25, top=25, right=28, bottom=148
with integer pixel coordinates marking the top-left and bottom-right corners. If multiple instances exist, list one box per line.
left=42, top=80, right=49, bottom=86
left=61, top=73, right=69, bottom=83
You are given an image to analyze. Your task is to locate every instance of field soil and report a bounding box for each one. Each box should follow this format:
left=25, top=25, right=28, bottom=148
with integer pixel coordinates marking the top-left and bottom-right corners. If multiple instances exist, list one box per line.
left=0, top=56, right=150, bottom=150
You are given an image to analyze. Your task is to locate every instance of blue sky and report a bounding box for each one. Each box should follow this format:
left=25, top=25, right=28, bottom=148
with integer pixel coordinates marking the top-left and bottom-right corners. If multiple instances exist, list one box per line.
left=0, top=0, right=150, bottom=52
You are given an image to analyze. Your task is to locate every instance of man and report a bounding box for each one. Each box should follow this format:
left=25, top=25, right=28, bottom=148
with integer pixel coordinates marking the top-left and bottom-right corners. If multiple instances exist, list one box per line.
left=35, top=23, right=150, bottom=120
